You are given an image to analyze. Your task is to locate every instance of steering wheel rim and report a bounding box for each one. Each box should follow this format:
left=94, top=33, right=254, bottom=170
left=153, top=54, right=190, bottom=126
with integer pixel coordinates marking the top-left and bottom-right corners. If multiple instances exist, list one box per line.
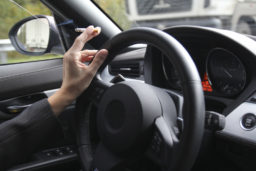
left=76, top=27, right=205, bottom=171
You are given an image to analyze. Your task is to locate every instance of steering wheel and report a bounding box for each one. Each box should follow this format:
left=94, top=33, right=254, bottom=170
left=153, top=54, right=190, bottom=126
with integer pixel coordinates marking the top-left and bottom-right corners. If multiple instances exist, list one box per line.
left=75, top=27, right=205, bottom=171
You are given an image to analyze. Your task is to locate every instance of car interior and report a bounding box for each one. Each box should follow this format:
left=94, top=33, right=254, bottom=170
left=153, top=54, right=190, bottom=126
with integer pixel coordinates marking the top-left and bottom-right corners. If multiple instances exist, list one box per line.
left=1, top=0, right=256, bottom=171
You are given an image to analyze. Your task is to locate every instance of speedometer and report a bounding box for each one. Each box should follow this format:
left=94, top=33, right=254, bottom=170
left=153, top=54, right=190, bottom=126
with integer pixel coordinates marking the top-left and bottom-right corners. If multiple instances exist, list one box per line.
left=206, top=48, right=246, bottom=96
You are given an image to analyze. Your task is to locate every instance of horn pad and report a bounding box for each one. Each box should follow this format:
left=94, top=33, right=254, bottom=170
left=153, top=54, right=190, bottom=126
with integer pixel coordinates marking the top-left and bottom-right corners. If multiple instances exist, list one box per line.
left=97, top=81, right=162, bottom=154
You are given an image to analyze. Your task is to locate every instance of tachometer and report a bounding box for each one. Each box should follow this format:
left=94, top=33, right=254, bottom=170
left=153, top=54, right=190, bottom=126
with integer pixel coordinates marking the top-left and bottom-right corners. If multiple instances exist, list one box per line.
left=206, top=48, right=246, bottom=96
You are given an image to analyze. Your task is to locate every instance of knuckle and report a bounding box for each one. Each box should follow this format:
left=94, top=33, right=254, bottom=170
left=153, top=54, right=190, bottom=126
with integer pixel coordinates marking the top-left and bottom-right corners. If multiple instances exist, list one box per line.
left=75, top=36, right=85, bottom=44
left=83, top=50, right=89, bottom=55
left=69, top=52, right=77, bottom=57
left=64, top=52, right=76, bottom=62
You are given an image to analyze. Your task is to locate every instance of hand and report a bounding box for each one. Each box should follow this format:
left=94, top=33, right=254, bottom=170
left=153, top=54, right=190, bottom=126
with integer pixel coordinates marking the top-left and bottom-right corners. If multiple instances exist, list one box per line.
left=48, top=26, right=108, bottom=116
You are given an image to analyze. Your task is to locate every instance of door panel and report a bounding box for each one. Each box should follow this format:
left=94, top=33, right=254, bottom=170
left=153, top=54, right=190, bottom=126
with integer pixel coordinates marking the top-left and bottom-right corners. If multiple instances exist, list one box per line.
left=0, top=59, right=81, bottom=170
left=0, top=59, right=63, bottom=101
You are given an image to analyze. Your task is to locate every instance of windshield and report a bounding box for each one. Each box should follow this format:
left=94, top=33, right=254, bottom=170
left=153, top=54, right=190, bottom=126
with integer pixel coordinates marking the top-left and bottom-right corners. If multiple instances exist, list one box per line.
left=94, top=0, right=256, bottom=35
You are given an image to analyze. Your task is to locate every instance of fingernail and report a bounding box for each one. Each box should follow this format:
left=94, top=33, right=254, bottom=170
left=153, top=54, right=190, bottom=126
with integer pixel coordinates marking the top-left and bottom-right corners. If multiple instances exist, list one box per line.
left=103, top=49, right=108, bottom=54
left=87, top=25, right=94, bottom=34
left=93, top=27, right=101, bottom=35
left=101, top=49, right=108, bottom=57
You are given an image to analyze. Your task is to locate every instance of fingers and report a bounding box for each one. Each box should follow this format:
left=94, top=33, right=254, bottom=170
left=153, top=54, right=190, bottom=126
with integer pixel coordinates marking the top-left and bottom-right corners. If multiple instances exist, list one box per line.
left=92, top=27, right=101, bottom=37
left=80, top=49, right=98, bottom=56
left=81, top=56, right=94, bottom=63
left=69, top=25, right=101, bottom=52
left=79, top=50, right=98, bottom=63
left=88, top=49, right=108, bottom=73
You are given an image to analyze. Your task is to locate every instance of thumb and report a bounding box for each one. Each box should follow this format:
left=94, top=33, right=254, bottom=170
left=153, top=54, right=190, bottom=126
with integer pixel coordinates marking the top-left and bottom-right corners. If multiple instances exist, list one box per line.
left=88, top=49, right=108, bottom=74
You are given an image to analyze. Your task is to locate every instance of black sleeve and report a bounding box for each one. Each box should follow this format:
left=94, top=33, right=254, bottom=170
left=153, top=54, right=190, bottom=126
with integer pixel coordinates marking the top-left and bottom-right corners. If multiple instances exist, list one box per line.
left=0, top=98, right=63, bottom=170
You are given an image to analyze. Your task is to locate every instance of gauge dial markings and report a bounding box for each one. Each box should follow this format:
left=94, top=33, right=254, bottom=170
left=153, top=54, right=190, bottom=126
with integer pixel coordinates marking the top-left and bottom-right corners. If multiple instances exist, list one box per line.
left=206, top=48, right=246, bottom=96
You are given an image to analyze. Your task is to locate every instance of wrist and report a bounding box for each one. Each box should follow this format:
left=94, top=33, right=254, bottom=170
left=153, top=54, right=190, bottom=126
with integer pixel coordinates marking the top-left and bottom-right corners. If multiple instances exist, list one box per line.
left=58, top=87, right=77, bottom=104
left=48, top=88, right=76, bottom=116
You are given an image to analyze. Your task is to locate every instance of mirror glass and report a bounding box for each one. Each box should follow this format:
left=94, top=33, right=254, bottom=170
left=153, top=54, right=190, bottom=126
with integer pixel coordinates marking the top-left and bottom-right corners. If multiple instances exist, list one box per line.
left=16, top=18, right=50, bottom=53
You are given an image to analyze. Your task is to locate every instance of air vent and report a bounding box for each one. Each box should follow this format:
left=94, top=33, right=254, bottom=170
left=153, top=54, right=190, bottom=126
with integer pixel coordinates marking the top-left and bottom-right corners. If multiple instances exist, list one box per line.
left=109, top=62, right=142, bottom=78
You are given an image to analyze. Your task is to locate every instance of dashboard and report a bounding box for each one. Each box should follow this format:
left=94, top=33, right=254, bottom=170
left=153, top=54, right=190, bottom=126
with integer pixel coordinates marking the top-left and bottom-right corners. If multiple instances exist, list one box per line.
left=105, top=26, right=256, bottom=149
left=140, top=26, right=256, bottom=116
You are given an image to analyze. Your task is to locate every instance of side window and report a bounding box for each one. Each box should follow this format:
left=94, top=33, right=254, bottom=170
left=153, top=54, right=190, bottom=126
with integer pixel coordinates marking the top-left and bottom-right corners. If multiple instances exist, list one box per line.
left=0, top=0, right=61, bottom=65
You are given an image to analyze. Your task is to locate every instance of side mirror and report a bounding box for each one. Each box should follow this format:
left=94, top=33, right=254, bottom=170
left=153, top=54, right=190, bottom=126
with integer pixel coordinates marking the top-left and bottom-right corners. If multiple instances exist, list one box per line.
left=9, top=15, right=64, bottom=56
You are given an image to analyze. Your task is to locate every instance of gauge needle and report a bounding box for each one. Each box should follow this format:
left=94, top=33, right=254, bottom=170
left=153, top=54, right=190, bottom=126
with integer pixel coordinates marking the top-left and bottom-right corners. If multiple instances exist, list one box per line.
left=223, top=68, right=232, bottom=78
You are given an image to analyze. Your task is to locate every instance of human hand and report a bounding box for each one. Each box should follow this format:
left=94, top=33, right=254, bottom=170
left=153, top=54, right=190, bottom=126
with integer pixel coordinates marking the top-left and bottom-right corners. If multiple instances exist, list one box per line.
left=49, top=26, right=108, bottom=115
left=61, top=25, right=108, bottom=100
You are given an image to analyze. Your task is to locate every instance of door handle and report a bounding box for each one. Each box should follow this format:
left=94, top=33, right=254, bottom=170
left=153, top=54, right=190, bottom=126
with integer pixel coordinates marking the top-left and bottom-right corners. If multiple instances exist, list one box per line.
left=6, top=104, right=32, bottom=114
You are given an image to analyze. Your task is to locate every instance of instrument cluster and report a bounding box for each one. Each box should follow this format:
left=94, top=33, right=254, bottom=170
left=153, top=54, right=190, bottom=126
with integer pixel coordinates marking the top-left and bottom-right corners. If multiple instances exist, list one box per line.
left=161, top=48, right=247, bottom=97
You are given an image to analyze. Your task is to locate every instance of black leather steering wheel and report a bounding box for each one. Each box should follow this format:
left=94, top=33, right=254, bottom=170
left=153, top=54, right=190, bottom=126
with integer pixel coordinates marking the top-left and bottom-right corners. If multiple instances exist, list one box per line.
left=75, top=27, right=205, bottom=171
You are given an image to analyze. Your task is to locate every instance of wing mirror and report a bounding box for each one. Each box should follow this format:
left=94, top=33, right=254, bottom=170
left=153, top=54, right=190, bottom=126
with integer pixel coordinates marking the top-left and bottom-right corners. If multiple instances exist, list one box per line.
left=9, top=15, right=64, bottom=56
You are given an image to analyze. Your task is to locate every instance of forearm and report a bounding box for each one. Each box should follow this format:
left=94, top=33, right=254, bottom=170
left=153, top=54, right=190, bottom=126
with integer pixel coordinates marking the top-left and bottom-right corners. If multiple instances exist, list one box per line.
left=0, top=99, right=63, bottom=169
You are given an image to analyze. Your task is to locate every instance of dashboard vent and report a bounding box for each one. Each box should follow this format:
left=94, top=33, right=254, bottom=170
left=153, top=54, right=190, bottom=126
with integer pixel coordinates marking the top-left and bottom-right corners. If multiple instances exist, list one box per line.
left=109, top=62, right=142, bottom=78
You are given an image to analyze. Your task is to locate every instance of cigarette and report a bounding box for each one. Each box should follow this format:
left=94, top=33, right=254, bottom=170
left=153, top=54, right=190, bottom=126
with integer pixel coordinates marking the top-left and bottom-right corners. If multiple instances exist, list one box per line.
left=75, top=28, right=86, bottom=32
left=75, top=27, right=101, bottom=34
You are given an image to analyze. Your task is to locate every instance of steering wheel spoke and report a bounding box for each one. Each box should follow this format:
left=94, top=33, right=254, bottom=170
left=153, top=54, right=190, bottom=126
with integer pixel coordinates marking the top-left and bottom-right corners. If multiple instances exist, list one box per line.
left=163, top=88, right=185, bottom=134
left=147, top=117, right=179, bottom=168
left=164, top=89, right=184, bottom=117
